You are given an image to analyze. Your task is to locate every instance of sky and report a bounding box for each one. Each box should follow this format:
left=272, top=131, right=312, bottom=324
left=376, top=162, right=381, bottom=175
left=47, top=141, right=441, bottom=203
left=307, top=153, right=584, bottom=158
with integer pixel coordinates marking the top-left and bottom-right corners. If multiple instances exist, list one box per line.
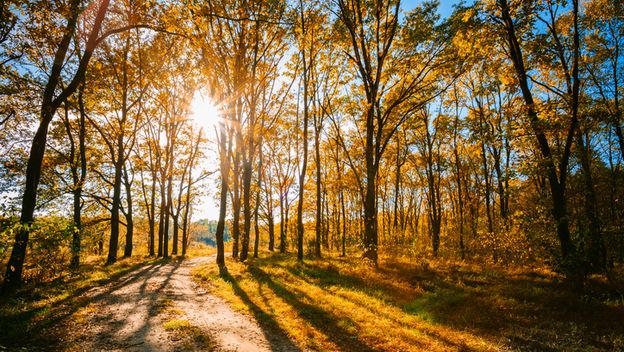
left=403, top=0, right=462, bottom=18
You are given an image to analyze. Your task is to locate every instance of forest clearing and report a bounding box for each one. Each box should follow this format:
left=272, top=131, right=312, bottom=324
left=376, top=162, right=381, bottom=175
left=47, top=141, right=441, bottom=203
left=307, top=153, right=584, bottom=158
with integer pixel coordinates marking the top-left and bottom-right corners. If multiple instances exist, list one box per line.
left=2, top=0, right=624, bottom=350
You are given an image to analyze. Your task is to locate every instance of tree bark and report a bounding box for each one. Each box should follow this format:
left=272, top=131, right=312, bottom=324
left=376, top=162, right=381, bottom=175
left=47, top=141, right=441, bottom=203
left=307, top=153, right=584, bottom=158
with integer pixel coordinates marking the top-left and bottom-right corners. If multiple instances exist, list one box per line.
left=253, top=140, right=264, bottom=259
left=157, top=177, right=165, bottom=257
left=149, top=174, right=156, bottom=256
left=240, top=155, right=253, bottom=261
left=70, top=82, right=87, bottom=268
left=267, top=172, right=275, bottom=251
left=107, top=132, right=124, bottom=265
left=296, top=75, right=309, bottom=261
left=279, top=187, right=286, bottom=253
left=231, top=132, right=241, bottom=258
left=314, top=114, right=322, bottom=257
left=363, top=149, right=378, bottom=262
left=216, top=125, right=231, bottom=267
left=123, top=164, right=134, bottom=257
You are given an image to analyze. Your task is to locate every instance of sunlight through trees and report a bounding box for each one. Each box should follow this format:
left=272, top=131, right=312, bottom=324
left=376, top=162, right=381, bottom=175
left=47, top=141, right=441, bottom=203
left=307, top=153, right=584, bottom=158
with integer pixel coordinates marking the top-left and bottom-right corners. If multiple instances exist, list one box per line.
left=1, top=0, right=623, bottom=291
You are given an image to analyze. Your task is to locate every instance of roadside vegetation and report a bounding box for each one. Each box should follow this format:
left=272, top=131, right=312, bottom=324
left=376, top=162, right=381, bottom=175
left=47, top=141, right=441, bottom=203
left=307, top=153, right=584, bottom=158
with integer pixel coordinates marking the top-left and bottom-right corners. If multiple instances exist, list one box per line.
left=194, top=252, right=624, bottom=351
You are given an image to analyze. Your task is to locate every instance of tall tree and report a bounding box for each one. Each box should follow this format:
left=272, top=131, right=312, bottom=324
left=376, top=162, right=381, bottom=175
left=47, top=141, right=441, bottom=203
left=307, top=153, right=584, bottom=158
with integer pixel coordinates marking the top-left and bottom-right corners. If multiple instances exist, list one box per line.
left=3, top=0, right=111, bottom=290
left=336, top=0, right=451, bottom=263
left=493, top=0, right=588, bottom=272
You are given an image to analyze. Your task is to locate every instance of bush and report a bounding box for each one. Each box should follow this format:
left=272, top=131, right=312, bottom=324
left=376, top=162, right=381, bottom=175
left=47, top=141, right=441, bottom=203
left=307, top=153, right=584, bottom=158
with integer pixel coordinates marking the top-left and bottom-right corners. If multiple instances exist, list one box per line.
left=0, top=216, right=74, bottom=283
left=25, top=217, right=74, bottom=282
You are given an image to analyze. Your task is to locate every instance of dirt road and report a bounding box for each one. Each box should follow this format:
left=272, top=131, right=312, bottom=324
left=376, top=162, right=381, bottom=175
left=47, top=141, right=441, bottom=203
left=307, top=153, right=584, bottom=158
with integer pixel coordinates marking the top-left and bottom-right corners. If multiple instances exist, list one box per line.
left=70, top=256, right=299, bottom=351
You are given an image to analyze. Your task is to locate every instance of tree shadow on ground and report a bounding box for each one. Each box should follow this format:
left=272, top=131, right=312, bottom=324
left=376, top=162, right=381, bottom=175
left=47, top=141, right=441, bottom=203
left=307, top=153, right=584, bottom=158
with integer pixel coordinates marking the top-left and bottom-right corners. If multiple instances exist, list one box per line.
left=265, top=263, right=486, bottom=351
left=87, top=259, right=183, bottom=350
left=388, top=259, right=624, bottom=350
left=269, top=260, right=481, bottom=350
left=223, top=263, right=379, bottom=352
left=0, top=257, right=182, bottom=350
left=251, top=255, right=624, bottom=351
left=218, top=265, right=302, bottom=352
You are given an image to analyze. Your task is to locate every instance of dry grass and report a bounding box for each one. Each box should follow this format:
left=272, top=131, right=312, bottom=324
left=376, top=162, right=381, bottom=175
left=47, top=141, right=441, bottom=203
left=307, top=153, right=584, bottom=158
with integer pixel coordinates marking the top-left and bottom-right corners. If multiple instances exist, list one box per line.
left=184, top=242, right=217, bottom=258
left=163, top=318, right=192, bottom=331
left=0, top=255, right=168, bottom=349
left=193, top=251, right=624, bottom=351
left=163, top=318, right=216, bottom=349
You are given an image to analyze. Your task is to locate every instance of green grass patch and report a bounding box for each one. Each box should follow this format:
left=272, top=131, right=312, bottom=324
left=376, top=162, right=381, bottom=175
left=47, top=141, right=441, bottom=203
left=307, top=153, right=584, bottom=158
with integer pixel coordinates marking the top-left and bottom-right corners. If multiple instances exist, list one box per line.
left=163, top=318, right=192, bottom=331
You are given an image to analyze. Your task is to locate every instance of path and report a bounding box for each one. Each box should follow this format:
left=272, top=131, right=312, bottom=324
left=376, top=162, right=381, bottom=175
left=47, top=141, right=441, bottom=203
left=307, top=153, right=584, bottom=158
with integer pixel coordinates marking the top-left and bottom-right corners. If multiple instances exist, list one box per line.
left=71, top=256, right=299, bottom=352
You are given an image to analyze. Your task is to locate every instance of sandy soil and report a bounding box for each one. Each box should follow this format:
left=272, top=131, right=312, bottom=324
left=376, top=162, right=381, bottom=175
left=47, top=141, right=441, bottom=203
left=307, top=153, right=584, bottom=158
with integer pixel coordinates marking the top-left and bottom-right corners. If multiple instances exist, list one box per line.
left=69, top=256, right=299, bottom=352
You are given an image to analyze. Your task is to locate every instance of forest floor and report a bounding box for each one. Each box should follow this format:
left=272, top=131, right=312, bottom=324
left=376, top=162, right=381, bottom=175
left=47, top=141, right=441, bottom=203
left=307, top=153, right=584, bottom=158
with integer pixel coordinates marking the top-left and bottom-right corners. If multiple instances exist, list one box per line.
left=194, top=252, right=624, bottom=352
left=2, top=251, right=624, bottom=351
left=0, top=254, right=297, bottom=351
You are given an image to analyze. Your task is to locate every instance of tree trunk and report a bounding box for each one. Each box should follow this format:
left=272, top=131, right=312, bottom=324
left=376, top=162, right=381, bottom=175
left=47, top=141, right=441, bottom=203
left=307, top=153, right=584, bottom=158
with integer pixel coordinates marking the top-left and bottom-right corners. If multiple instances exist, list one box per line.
left=279, top=189, right=286, bottom=253
left=253, top=141, right=264, bottom=258
left=123, top=165, right=134, bottom=257
left=393, top=144, right=402, bottom=232
left=267, top=175, right=275, bottom=251
left=314, top=121, right=322, bottom=257
left=268, top=209, right=275, bottom=251
left=254, top=191, right=260, bottom=259
left=576, top=130, right=605, bottom=271
left=157, top=180, right=165, bottom=257
left=297, top=68, right=310, bottom=261
left=107, top=133, right=124, bottom=265
left=164, top=169, right=172, bottom=259
left=492, top=149, right=507, bottom=224
left=453, top=145, right=465, bottom=259
left=478, top=106, right=494, bottom=234
left=215, top=126, right=231, bottom=268
left=499, top=0, right=576, bottom=266
left=181, top=201, right=190, bottom=256
left=149, top=175, right=156, bottom=256
left=232, top=145, right=241, bottom=259
left=363, top=154, right=378, bottom=263
left=172, top=215, right=179, bottom=256
left=240, top=157, right=252, bottom=261
left=323, top=183, right=330, bottom=250
left=71, top=180, right=82, bottom=268
left=341, top=191, right=346, bottom=257
left=71, top=84, right=87, bottom=269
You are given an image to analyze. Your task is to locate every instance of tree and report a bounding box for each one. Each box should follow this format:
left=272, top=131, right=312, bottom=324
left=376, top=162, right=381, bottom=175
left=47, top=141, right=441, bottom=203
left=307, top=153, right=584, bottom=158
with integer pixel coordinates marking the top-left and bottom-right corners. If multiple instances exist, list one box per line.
left=335, top=0, right=453, bottom=263
left=3, top=0, right=111, bottom=290
left=492, top=0, right=598, bottom=273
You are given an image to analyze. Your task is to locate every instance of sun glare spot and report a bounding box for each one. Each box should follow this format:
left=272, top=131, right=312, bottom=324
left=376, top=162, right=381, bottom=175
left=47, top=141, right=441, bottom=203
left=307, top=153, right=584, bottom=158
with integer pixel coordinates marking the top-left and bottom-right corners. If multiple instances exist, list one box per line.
left=190, top=93, right=221, bottom=131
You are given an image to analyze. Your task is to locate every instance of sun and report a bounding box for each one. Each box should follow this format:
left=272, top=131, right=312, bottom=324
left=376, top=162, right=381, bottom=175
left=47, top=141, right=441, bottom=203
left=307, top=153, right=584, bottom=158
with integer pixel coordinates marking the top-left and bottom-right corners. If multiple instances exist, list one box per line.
left=188, top=91, right=222, bottom=221
left=190, top=92, right=221, bottom=132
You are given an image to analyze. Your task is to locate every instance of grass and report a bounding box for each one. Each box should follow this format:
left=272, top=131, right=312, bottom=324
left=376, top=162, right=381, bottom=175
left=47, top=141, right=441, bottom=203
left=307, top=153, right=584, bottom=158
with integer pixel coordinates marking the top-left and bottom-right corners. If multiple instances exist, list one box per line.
left=163, top=318, right=193, bottom=331
left=193, top=251, right=624, bottom=351
left=184, top=242, right=217, bottom=258
left=156, top=297, right=185, bottom=316
left=162, top=318, right=216, bottom=349
left=0, top=254, right=168, bottom=350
